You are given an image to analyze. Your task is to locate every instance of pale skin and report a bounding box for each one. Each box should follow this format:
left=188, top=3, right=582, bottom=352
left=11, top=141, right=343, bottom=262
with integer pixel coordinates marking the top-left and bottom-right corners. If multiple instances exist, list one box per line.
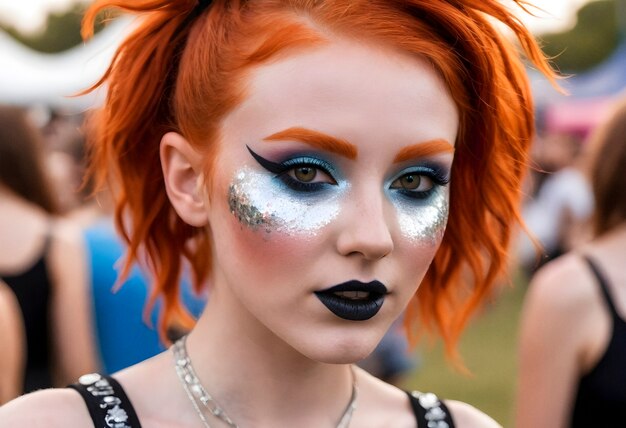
left=0, top=185, right=99, bottom=388
left=0, top=280, right=25, bottom=404
left=0, top=39, right=499, bottom=427
left=516, top=223, right=626, bottom=427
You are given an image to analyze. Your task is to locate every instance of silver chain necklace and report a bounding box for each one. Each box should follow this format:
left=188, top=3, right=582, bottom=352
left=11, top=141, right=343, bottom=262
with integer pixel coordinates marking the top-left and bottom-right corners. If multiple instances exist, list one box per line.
left=172, top=336, right=358, bottom=428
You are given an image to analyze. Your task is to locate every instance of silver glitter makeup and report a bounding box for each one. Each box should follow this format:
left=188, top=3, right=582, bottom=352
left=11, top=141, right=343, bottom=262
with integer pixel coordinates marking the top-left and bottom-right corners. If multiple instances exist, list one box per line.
left=228, top=167, right=344, bottom=236
left=393, top=187, right=449, bottom=246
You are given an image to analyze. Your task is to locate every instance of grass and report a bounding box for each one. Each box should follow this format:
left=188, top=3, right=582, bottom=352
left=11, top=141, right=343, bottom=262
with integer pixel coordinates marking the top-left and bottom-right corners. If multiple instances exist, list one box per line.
left=402, top=276, right=529, bottom=427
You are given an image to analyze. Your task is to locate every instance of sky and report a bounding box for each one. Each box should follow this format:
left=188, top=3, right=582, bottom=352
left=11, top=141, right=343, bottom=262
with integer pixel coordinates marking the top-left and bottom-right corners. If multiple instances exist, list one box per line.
left=0, top=0, right=593, bottom=35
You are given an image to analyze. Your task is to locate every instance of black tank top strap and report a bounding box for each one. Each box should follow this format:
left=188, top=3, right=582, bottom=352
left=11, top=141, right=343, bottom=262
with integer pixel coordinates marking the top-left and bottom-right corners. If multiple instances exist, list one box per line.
left=406, top=390, right=455, bottom=428
left=583, top=255, right=619, bottom=320
left=68, top=373, right=142, bottom=428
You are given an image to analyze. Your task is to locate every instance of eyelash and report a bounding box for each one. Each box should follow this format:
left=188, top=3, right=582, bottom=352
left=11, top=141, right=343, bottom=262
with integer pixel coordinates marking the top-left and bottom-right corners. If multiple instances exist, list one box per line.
left=279, top=157, right=337, bottom=191
left=390, top=166, right=450, bottom=200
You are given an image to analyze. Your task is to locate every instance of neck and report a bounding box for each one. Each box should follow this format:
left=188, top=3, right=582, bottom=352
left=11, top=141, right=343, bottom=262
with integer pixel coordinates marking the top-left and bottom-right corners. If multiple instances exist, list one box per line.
left=182, top=283, right=355, bottom=427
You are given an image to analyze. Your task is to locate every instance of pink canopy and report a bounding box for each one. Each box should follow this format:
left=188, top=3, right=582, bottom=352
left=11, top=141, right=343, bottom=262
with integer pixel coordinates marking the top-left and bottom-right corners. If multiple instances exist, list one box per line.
left=544, top=97, right=619, bottom=139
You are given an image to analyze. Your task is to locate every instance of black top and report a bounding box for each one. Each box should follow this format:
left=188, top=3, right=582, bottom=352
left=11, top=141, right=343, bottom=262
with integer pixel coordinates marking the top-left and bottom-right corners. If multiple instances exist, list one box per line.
left=68, top=374, right=142, bottom=428
left=0, top=234, right=53, bottom=393
left=570, top=256, right=626, bottom=427
left=69, top=373, right=456, bottom=427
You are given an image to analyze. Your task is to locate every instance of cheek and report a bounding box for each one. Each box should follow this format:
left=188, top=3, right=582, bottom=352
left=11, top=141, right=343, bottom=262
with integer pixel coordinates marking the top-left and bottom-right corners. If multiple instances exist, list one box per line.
left=227, top=224, right=305, bottom=271
left=389, top=189, right=449, bottom=299
left=392, top=187, right=449, bottom=248
left=223, top=166, right=342, bottom=272
left=228, top=167, right=342, bottom=235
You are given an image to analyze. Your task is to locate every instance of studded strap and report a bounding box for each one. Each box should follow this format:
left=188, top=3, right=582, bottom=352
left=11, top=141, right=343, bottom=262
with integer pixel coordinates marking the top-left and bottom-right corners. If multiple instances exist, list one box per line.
left=406, top=390, right=455, bottom=428
left=68, top=373, right=142, bottom=428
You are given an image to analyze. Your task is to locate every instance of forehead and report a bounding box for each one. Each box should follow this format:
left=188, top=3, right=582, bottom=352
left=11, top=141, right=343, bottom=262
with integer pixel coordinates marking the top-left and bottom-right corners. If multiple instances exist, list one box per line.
left=220, top=39, right=459, bottom=153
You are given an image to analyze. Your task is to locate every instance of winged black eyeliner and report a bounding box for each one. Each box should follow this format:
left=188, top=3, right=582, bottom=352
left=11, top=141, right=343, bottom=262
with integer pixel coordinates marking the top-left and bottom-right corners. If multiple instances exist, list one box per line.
left=246, top=145, right=285, bottom=174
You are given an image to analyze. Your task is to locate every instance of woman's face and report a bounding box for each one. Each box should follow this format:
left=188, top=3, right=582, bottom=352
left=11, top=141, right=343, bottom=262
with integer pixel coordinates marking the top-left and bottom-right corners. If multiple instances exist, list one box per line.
left=208, top=39, right=458, bottom=363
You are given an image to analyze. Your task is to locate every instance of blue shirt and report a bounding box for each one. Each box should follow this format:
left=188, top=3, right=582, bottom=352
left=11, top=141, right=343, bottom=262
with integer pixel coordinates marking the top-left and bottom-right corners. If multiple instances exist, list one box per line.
left=84, top=218, right=207, bottom=374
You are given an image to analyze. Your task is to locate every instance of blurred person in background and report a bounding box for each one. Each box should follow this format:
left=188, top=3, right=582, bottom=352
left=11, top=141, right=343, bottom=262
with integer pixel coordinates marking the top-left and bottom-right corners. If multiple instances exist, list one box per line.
left=40, top=110, right=106, bottom=225
left=0, top=279, right=25, bottom=404
left=0, top=105, right=99, bottom=392
left=517, top=99, right=626, bottom=427
left=516, top=132, right=594, bottom=273
left=36, top=109, right=209, bottom=374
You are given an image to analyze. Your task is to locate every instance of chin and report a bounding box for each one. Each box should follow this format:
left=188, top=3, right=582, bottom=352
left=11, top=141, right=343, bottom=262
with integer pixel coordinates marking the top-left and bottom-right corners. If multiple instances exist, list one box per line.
left=298, top=335, right=382, bottom=365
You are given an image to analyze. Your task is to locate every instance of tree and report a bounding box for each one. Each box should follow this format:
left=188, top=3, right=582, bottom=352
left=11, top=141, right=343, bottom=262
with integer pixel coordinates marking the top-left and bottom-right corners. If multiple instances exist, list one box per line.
left=539, top=0, right=620, bottom=73
left=1, top=3, right=107, bottom=53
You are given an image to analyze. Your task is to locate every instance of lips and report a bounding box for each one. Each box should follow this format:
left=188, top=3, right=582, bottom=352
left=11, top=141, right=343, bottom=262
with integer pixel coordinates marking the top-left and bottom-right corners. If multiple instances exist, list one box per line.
left=314, top=280, right=387, bottom=321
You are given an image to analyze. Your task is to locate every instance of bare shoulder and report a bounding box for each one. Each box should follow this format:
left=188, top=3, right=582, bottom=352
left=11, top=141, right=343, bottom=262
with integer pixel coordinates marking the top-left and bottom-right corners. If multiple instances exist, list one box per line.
left=351, top=367, right=498, bottom=428
left=0, top=388, right=91, bottom=427
left=445, top=399, right=501, bottom=428
left=46, top=217, right=88, bottom=288
left=525, top=253, right=597, bottom=316
left=49, top=217, right=84, bottom=248
left=351, top=367, right=417, bottom=428
left=0, top=280, right=23, bottom=346
left=0, top=281, right=22, bottom=350
left=47, top=218, right=86, bottom=273
left=0, top=283, right=19, bottom=320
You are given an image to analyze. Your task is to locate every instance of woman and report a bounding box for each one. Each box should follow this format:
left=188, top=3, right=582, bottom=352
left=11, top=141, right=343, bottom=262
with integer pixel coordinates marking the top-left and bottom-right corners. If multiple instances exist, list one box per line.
left=0, top=280, right=24, bottom=404
left=0, top=0, right=552, bottom=426
left=517, top=100, right=626, bottom=427
left=0, top=106, right=99, bottom=392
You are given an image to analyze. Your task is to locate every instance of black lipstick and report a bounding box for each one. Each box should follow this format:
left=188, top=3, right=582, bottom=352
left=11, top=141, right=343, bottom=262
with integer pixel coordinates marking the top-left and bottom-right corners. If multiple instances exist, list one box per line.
left=314, top=280, right=387, bottom=321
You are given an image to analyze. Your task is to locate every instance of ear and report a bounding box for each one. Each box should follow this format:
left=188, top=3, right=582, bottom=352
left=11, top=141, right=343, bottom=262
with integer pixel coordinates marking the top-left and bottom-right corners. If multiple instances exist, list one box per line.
left=160, top=132, right=209, bottom=227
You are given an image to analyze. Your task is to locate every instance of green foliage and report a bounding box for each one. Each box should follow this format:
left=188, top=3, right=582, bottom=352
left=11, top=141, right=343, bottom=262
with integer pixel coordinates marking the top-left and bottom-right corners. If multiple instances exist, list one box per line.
left=0, top=3, right=105, bottom=53
left=539, top=0, right=620, bottom=73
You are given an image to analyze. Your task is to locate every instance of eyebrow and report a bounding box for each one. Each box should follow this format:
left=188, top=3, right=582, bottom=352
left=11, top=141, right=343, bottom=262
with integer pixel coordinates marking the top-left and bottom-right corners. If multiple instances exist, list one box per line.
left=393, top=139, right=455, bottom=163
left=262, top=127, right=358, bottom=160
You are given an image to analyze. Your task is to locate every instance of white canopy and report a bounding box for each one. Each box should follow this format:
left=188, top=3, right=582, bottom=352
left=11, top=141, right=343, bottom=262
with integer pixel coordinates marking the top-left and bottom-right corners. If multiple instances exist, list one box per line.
left=0, top=16, right=135, bottom=111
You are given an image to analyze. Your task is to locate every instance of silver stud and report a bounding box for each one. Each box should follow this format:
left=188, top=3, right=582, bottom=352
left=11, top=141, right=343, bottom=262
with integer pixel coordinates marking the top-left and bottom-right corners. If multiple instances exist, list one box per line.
left=419, top=392, right=439, bottom=409
left=78, top=373, right=102, bottom=385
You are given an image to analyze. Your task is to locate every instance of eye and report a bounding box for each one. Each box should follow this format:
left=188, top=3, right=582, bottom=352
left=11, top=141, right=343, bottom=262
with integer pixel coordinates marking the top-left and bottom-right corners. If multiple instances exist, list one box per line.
left=294, top=166, right=316, bottom=182
left=246, top=146, right=338, bottom=193
left=288, top=165, right=334, bottom=184
left=391, top=174, right=433, bottom=193
left=389, top=164, right=450, bottom=199
left=279, top=161, right=337, bottom=192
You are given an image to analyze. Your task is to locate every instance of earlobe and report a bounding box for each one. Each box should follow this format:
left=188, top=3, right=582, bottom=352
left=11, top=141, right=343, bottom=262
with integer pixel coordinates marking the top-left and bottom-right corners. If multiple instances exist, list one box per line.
left=160, top=132, right=209, bottom=227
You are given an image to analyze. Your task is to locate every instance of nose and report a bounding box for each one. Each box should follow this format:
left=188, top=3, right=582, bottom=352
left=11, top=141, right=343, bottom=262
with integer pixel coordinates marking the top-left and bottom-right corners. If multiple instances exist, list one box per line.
left=335, top=190, right=394, bottom=261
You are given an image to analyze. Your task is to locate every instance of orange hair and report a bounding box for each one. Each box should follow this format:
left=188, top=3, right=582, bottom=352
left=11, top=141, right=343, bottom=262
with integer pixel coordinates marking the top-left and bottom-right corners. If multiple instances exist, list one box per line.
left=82, top=0, right=554, bottom=357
